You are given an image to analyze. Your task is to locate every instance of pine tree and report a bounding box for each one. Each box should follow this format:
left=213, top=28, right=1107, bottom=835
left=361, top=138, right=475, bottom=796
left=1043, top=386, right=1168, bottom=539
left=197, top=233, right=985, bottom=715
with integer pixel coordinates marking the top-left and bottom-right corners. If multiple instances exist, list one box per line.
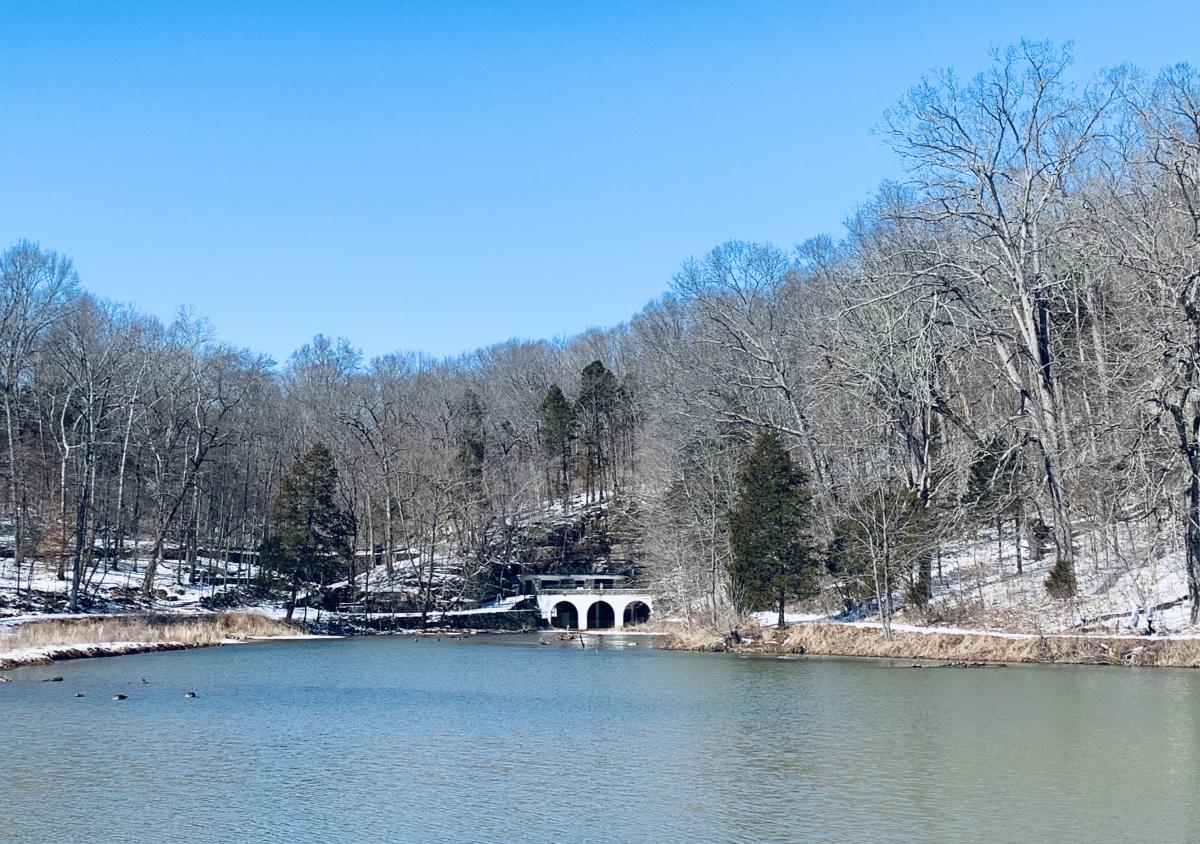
left=455, top=389, right=486, bottom=501
left=264, top=443, right=355, bottom=622
left=964, top=437, right=1024, bottom=575
left=539, top=384, right=575, bottom=503
left=727, top=431, right=817, bottom=627
left=576, top=361, right=618, bottom=502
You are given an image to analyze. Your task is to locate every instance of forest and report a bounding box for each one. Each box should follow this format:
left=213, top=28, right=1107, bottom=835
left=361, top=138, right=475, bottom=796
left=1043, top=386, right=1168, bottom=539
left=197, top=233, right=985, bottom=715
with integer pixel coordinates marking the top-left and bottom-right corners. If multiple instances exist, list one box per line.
left=4, top=43, right=1200, bottom=633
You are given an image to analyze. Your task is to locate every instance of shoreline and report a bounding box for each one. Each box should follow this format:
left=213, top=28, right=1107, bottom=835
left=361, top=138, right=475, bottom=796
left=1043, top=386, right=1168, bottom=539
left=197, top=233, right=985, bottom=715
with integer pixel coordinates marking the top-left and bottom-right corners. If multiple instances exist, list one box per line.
left=0, top=633, right=344, bottom=673
left=0, top=612, right=329, bottom=673
left=8, top=610, right=1200, bottom=674
left=0, top=633, right=348, bottom=672
left=660, top=621, right=1200, bottom=668
left=1, top=640, right=196, bottom=672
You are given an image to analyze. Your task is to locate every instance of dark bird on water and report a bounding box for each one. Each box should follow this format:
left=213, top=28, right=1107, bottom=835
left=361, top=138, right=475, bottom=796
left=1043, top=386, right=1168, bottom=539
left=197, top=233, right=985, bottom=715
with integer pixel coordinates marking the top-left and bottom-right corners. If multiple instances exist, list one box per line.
left=112, top=694, right=128, bottom=701
left=74, top=692, right=85, bottom=698
left=183, top=691, right=197, bottom=699
left=42, top=676, right=64, bottom=682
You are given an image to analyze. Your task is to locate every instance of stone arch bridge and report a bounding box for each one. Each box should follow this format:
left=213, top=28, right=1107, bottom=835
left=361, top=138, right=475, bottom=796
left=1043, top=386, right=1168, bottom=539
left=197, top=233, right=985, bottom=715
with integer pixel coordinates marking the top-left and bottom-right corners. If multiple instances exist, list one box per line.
left=533, top=591, right=654, bottom=631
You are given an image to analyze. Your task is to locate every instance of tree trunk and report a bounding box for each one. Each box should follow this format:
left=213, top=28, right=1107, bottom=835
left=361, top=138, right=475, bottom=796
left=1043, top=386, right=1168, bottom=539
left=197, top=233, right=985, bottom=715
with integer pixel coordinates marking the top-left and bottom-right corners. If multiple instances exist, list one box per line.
left=286, top=574, right=298, bottom=623
left=1186, top=447, right=1200, bottom=624
left=69, top=448, right=93, bottom=612
left=1015, top=508, right=1024, bottom=575
left=3, top=392, right=22, bottom=596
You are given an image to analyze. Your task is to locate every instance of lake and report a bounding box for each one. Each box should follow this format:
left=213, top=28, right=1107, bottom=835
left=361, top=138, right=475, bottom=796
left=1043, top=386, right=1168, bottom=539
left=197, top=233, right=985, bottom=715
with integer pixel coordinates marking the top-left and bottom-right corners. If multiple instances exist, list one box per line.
left=2, top=633, right=1199, bottom=842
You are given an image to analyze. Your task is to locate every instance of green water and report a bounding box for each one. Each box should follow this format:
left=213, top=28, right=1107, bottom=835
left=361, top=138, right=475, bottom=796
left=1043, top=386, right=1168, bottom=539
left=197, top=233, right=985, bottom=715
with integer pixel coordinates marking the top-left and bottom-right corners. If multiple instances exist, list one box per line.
left=2, top=633, right=1198, bottom=842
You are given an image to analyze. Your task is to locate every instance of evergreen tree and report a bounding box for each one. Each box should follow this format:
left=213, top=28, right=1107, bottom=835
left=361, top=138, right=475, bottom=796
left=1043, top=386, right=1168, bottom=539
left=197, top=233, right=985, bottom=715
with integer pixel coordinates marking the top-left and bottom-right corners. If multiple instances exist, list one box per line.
left=264, top=443, right=355, bottom=622
left=576, top=360, right=618, bottom=502
left=964, top=437, right=1024, bottom=574
left=831, top=484, right=933, bottom=626
left=455, top=389, right=487, bottom=501
left=539, top=384, right=575, bottom=503
left=727, top=431, right=817, bottom=627
left=963, top=437, right=1015, bottom=516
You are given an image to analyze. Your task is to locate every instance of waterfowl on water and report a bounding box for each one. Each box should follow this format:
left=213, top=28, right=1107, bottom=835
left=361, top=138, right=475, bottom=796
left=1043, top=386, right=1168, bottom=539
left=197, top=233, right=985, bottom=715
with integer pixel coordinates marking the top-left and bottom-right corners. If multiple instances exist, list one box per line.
left=42, top=676, right=64, bottom=683
left=74, top=692, right=85, bottom=698
left=183, top=691, right=197, bottom=699
left=112, top=694, right=128, bottom=701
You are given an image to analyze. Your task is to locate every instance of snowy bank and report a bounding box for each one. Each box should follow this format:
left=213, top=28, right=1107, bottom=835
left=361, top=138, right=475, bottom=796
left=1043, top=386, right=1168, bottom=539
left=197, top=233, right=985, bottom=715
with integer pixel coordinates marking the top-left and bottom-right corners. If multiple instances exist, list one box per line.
left=0, top=640, right=193, bottom=671
left=0, top=613, right=307, bottom=672
left=662, top=620, right=1200, bottom=668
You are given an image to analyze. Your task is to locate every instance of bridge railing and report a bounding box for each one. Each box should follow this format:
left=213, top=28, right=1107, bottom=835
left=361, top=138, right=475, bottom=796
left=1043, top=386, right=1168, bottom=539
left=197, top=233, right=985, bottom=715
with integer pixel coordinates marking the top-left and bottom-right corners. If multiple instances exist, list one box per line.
left=533, top=588, right=651, bottom=597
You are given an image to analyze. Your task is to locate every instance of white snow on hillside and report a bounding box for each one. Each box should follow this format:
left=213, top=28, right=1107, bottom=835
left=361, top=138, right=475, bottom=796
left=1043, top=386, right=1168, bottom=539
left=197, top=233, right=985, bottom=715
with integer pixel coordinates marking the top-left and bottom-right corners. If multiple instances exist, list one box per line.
left=749, top=524, right=1197, bottom=636
left=0, top=555, right=257, bottom=620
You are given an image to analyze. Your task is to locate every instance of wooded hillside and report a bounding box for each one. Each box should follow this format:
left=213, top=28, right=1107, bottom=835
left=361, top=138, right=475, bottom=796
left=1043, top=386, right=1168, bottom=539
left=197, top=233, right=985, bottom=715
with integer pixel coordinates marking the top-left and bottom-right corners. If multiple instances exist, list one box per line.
left=4, top=43, right=1200, bottom=630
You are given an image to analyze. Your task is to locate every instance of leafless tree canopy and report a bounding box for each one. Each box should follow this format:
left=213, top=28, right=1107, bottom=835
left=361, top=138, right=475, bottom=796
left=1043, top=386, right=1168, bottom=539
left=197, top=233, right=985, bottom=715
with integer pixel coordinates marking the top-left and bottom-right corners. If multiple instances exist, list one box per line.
left=5, top=43, right=1200, bottom=625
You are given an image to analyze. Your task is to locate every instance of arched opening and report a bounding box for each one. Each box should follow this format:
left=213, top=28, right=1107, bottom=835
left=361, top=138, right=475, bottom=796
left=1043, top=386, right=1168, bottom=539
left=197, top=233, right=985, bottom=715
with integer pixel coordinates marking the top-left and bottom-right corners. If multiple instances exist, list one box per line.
left=551, top=601, right=578, bottom=629
left=623, top=601, right=651, bottom=626
left=587, top=600, right=615, bottom=629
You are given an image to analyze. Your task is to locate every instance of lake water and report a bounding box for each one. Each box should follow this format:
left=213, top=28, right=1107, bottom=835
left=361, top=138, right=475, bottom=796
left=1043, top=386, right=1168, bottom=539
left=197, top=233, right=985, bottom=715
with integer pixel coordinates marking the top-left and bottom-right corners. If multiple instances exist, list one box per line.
left=3, top=634, right=1199, bottom=843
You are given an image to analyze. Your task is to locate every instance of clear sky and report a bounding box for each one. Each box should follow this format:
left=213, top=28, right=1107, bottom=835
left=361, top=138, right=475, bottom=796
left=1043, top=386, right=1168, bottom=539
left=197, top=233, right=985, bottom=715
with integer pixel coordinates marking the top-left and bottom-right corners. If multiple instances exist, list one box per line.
left=3, top=1, right=1196, bottom=363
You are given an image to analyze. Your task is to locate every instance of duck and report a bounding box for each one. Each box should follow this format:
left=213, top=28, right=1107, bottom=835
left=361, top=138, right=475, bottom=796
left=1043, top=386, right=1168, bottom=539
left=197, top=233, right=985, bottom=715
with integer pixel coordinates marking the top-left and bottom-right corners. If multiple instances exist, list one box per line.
left=112, top=694, right=128, bottom=701
left=183, top=691, right=197, bottom=699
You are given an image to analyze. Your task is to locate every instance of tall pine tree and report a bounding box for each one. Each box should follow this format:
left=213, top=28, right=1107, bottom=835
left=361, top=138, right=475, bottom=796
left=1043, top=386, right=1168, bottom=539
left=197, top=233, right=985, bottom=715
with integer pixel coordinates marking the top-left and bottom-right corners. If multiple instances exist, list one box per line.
left=576, top=361, right=618, bottom=503
left=264, top=443, right=355, bottom=622
left=728, top=431, right=817, bottom=627
left=539, top=384, right=575, bottom=504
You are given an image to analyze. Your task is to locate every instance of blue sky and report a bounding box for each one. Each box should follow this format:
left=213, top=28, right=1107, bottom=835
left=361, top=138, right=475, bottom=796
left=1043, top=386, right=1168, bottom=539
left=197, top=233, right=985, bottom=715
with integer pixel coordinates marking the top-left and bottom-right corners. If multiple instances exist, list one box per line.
left=2, top=1, right=1195, bottom=363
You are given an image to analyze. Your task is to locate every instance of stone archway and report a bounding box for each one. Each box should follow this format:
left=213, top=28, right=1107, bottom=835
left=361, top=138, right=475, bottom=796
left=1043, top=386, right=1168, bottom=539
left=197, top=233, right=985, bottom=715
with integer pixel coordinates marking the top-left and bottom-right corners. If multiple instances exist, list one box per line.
left=622, top=600, right=651, bottom=626
left=551, top=601, right=579, bottom=629
left=586, top=600, right=615, bottom=629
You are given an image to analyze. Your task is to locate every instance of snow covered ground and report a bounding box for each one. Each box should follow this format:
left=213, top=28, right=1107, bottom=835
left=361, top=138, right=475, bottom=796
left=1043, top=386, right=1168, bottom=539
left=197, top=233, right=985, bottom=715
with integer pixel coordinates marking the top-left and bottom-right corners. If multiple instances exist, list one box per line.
left=921, top=525, right=1195, bottom=635
left=749, top=523, right=1199, bottom=638
left=5, top=511, right=1199, bottom=658
left=0, top=553, right=258, bottom=620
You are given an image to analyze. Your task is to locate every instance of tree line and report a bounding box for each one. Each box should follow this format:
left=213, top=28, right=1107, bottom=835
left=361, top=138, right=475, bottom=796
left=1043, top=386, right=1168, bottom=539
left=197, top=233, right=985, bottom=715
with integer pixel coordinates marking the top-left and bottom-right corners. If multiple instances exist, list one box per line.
left=4, top=42, right=1200, bottom=628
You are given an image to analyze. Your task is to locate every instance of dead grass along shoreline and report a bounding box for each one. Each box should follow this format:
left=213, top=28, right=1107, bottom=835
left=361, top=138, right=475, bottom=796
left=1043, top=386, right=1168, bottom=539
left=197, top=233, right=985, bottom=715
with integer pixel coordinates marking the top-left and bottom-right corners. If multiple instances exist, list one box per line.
left=660, top=621, right=1200, bottom=668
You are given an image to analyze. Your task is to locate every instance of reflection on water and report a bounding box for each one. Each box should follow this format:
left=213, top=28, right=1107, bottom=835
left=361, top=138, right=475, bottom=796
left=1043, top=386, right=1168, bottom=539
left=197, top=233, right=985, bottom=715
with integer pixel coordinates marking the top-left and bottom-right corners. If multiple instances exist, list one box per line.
left=3, top=633, right=1199, bottom=842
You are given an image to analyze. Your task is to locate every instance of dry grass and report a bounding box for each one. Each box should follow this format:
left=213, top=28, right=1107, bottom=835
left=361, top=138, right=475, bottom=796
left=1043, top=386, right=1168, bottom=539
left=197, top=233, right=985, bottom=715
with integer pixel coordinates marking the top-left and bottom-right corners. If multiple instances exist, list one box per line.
left=643, top=608, right=754, bottom=652
left=660, top=619, right=1200, bottom=668
left=658, top=625, right=730, bottom=652
left=1, top=612, right=298, bottom=652
left=652, top=615, right=759, bottom=652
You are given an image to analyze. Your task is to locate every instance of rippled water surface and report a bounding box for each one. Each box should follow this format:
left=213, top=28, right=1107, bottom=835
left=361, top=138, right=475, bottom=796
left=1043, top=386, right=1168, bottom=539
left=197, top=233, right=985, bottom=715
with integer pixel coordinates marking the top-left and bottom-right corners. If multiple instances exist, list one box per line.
left=3, top=634, right=1200, bottom=842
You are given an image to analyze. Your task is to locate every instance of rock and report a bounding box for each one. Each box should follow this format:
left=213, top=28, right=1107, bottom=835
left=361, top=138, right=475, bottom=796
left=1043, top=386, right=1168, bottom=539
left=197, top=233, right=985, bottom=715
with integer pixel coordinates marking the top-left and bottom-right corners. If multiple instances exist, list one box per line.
left=111, top=694, right=128, bottom=701
left=0, top=675, right=11, bottom=683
